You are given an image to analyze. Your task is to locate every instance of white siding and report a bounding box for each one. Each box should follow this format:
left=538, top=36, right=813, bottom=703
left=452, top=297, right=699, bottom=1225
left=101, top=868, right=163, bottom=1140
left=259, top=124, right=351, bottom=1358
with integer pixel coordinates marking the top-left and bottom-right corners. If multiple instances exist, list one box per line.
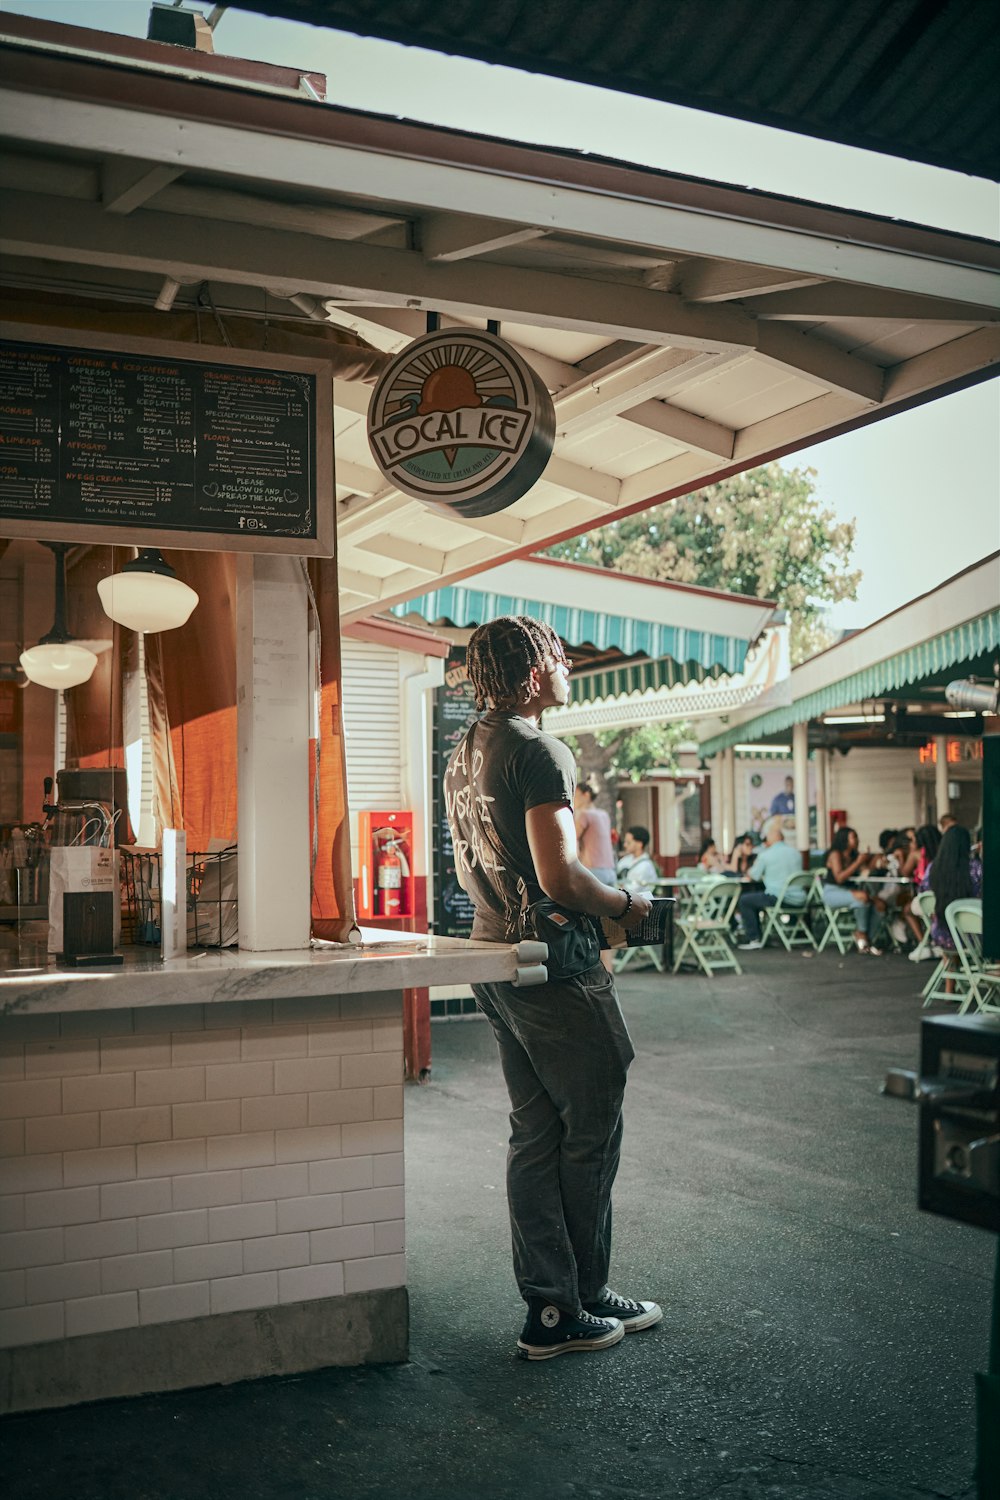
left=827, top=748, right=919, bottom=847
left=727, top=749, right=918, bottom=850
left=341, top=641, right=403, bottom=815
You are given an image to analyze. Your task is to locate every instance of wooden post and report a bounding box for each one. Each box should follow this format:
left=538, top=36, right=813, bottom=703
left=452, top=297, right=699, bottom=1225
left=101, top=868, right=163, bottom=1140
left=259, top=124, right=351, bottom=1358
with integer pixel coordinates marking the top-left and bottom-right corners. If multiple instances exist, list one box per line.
left=793, top=721, right=810, bottom=867
left=814, top=748, right=829, bottom=853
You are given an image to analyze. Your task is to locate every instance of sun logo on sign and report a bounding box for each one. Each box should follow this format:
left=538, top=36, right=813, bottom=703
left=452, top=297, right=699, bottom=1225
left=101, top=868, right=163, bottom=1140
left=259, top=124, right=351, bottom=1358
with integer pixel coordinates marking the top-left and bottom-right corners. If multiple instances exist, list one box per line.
left=367, top=329, right=555, bottom=518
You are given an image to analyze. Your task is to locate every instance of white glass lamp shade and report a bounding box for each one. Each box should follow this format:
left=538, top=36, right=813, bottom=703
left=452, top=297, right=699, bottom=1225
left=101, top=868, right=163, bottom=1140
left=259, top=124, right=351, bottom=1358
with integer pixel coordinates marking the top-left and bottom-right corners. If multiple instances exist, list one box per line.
left=20, top=640, right=98, bottom=690
left=97, top=561, right=199, bottom=633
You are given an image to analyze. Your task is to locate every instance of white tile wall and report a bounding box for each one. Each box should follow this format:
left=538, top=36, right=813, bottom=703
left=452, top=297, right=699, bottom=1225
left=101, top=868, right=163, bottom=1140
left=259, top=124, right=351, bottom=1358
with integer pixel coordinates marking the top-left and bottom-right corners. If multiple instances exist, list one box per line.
left=0, top=995, right=405, bottom=1349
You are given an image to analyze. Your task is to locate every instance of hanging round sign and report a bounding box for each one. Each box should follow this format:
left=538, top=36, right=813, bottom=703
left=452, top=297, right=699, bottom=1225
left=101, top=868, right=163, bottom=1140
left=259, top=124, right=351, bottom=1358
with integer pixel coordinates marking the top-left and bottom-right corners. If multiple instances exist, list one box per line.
left=367, top=328, right=555, bottom=517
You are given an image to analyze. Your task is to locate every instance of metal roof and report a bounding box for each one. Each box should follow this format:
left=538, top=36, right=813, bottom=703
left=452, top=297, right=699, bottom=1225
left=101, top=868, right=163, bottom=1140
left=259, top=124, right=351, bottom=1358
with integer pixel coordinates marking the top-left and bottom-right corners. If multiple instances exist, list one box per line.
left=0, top=18, right=998, bottom=628
left=232, top=0, right=1000, bottom=181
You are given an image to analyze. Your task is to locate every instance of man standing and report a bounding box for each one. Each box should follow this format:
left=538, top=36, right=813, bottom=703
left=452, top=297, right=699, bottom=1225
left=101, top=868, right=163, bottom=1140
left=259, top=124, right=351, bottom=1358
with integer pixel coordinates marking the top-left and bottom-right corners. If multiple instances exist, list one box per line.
left=446, top=615, right=662, bottom=1360
left=737, top=816, right=805, bottom=949
left=769, top=775, right=796, bottom=818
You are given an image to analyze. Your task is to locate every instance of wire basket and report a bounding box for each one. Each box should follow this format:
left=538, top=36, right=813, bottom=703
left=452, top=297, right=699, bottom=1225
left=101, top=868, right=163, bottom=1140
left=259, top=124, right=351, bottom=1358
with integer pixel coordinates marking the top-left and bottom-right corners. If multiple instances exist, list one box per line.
left=120, top=847, right=238, bottom=948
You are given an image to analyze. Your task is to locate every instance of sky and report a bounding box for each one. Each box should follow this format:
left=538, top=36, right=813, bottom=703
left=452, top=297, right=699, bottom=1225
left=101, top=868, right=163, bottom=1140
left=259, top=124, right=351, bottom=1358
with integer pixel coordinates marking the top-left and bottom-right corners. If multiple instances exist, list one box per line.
left=5, top=0, right=1000, bottom=629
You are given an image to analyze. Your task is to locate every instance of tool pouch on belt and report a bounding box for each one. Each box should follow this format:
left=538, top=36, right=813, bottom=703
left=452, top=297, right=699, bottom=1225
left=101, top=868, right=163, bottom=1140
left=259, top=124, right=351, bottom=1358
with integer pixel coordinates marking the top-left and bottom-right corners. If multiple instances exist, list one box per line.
left=518, top=892, right=602, bottom=981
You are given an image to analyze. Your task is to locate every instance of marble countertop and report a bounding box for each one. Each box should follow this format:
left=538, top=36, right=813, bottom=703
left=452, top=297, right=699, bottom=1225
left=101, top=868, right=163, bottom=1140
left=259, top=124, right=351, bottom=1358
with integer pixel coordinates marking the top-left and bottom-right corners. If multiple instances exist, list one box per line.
left=0, top=928, right=524, bottom=1016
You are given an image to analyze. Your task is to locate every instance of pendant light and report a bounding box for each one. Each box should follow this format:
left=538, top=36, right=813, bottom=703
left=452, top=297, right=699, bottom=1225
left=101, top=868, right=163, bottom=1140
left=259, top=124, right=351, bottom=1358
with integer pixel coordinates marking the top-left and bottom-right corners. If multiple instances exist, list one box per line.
left=19, top=542, right=98, bottom=691
left=97, top=548, right=199, bottom=633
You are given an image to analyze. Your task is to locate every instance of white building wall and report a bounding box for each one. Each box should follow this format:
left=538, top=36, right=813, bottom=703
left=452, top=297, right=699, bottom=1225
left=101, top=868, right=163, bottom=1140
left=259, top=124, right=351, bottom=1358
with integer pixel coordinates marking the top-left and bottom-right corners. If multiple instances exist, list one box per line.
left=341, top=641, right=404, bottom=837
left=827, top=748, right=919, bottom=847
left=340, top=638, right=444, bottom=894
left=727, top=749, right=919, bottom=850
left=0, top=997, right=405, bottom=1357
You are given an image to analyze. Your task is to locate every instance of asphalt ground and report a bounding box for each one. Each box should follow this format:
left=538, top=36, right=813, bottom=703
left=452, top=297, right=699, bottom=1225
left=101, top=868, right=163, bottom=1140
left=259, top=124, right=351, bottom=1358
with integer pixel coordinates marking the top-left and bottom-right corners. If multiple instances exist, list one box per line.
left=3, top=947, right=994, bottom=1500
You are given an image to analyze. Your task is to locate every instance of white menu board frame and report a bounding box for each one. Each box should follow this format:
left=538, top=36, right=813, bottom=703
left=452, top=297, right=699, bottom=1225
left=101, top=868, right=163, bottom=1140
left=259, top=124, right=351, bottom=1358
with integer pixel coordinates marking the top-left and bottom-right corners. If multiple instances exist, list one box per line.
left=0, top=323, right=335, bottom=557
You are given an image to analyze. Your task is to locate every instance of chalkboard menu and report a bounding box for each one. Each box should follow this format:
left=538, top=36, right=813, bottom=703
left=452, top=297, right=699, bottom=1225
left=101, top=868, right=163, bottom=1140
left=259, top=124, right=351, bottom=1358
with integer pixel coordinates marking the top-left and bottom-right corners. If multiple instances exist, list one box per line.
left=432, top=648, right=479, bottom=938
left=0, top=328, right=333, bottom=555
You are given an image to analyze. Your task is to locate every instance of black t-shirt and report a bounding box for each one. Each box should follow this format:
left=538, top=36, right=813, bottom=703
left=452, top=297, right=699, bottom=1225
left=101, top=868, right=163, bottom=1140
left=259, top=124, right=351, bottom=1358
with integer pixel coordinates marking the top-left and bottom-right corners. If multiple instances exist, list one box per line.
left=444, top=710, right=577, bottom=941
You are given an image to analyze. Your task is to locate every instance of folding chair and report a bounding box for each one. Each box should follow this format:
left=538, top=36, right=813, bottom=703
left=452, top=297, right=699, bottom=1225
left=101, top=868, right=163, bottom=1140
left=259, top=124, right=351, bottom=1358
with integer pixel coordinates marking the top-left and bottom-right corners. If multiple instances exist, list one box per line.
left=946, top=899, right=998, bottom=1014
left=815, top=880, right=866, bottom=954
left=612, top=939, right=665, bottom=975
left=672, top=878, right=742, bottom=977
left=911, top=892, right=950, bottom=1007
left=759, top=871, right=816, bottom=951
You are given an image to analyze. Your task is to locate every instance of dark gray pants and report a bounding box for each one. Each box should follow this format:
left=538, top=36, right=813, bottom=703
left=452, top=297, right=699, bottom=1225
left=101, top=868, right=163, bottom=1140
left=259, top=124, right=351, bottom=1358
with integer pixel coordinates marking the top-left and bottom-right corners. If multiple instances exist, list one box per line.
left=472, top=963, right=634, bottom=1312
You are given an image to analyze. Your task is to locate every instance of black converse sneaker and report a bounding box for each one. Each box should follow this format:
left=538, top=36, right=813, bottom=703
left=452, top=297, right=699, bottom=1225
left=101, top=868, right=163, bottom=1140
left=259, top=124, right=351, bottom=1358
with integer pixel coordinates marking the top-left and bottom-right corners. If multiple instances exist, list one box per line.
left=581, top=1288, right=663, bottom=1332
left=516, top=1300, right=624, bottom=1361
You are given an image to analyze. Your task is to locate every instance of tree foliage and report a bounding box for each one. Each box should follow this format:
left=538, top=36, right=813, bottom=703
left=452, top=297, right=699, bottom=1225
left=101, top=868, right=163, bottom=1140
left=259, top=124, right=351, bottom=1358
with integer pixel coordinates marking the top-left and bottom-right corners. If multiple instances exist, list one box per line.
left=548, top=465, right=860, bottom=791
left=563, top=723, right=687, bottom=808
left=548, top=463, right=860, bottom=663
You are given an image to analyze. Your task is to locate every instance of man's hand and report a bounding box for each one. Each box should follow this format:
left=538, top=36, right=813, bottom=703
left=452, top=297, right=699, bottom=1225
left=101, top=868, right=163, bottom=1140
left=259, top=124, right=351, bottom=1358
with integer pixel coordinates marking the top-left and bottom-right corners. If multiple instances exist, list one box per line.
left=619, top=890, right=653, bottom=930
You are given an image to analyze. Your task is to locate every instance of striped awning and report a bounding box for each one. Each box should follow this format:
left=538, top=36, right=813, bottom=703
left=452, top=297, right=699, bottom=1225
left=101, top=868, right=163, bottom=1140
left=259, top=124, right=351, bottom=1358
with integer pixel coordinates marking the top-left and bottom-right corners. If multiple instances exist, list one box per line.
left=700, top=609, right=1000, bottom=757
left=391, top=585, right=749, bottom=677
left=568, top=654, right=729, bottom=702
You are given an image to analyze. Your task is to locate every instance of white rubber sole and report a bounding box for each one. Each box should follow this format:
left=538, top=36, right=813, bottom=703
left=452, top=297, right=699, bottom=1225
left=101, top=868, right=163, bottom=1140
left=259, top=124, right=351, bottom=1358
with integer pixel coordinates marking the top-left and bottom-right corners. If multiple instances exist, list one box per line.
left=620, top=1302, right=664, bottom=1332
left=586, top=1300, right=664, bottom=1333
left=516, top=1321, right=625, bottom=1360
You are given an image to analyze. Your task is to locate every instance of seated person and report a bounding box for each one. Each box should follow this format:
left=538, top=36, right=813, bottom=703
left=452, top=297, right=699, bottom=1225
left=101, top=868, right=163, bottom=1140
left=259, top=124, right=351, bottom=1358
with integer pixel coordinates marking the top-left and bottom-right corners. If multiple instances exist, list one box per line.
left=821, top=826, right=879, bottom=955
left=616, top=826, right=660, bottom=893
left=884, top=834, right=922, bottom=946
left=914, top=824, right=941, bottom=885
left=728, top=832, right=756, bottom=877
left=870, top=827, right=898, bottom=873
left=736, top=818, right=805, bottom=949
left=922, top=824, right=982, bottom=963
left=696, top=837, right=729, bottom=874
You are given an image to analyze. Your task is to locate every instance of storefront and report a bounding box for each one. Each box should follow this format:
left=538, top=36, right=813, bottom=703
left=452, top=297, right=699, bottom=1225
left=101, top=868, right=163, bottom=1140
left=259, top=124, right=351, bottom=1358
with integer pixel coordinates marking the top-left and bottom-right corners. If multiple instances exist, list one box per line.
left=697, top=555, right=999, bottom=854
left=1, top=11, right=998, bottom=1412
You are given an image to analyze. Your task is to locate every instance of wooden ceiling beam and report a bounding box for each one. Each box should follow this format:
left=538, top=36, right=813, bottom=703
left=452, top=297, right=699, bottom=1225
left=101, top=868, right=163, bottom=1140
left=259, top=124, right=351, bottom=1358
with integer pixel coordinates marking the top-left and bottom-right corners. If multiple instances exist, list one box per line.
left=102, top=159, right=183, bottom=215
left=354, top=535, right=447, bottom=574
left=755, top=323, right=884, bottom=404
left=333, top=459, right=384, bottom=496
left=743, top=284, right=1000, bottom=323
left=619, top=399, right=736, bottom=459
left=543, top=456, right=621, bottom=507
left=554, top=348, right=738, bottom=435
left=677, top=260, right=827, bottom=302
left=0, top=191, right=758, bottom=352
left=421, top=214, right=547, bottom=262
left=6, top=87, right=997, bottom=306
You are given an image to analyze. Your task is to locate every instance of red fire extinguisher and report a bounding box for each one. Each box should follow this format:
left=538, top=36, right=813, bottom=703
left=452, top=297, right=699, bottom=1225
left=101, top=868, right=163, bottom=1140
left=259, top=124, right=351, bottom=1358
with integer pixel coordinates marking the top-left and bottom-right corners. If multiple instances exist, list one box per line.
left=375, top=836, right=403, bottom=918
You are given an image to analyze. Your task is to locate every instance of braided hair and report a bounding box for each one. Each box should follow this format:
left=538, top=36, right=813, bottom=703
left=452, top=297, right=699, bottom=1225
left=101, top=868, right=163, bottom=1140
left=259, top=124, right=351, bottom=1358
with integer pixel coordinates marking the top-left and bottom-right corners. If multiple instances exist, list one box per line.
left=466, top=614, right=565, bottom=711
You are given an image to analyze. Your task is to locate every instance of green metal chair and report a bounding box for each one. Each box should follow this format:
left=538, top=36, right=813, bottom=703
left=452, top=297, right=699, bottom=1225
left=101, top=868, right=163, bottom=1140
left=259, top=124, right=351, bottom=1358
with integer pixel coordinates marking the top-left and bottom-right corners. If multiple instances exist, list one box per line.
left=759, top=871, right=816, bottom=951
left=672, top=877, right=742, bottom=977
left=815, top=877, right=867, bottom=954
left=612, top=931, right=666, bottom=974
left=912, top=891, right=952, bottom=1007
left=946, top=899, right=1000, bottom=1015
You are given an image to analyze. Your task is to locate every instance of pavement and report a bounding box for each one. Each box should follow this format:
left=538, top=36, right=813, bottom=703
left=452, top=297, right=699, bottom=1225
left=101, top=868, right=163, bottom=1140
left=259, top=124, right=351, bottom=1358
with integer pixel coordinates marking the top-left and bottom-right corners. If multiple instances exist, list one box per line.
left=2, top=947, right=994, bottom=1500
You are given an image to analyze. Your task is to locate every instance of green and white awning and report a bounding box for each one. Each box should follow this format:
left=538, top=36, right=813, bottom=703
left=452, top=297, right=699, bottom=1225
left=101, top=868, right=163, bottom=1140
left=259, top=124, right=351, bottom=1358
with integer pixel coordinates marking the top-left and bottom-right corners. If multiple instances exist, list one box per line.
left=391, top=585, right=749, bottom=678
left=568, top=654, right=730, bottom=701
left=700, top=609, right=1000, bottom=757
